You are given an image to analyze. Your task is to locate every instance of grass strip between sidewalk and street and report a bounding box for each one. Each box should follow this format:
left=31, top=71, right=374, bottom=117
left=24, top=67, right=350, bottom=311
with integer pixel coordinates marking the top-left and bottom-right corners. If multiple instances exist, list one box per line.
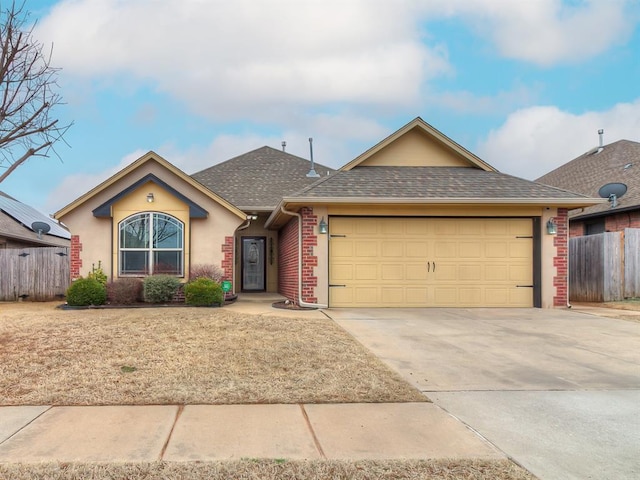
left=0, top=459, right=536, bottom=480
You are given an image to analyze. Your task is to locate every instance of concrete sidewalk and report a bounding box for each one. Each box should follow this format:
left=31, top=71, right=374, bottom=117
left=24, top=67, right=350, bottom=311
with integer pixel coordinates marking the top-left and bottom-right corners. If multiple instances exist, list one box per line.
left=0, top=403, right=503, bottom=463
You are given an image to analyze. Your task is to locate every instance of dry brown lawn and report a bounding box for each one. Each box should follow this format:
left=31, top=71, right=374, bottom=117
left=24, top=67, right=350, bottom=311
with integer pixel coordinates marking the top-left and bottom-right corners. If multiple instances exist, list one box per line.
left=0, top=302, right=425, bottom=405
left=0, top=459, right=536, bottom=480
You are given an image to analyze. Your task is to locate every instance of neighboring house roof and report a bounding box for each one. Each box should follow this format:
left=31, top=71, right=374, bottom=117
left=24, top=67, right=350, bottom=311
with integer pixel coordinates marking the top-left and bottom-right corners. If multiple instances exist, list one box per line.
left=536, top=140, right=640, bottom=219
left=0, top=191, right=70, bottom=247
left=191, top=146, right=334, bottom=211
left=55, top=151, right=246, bottom=221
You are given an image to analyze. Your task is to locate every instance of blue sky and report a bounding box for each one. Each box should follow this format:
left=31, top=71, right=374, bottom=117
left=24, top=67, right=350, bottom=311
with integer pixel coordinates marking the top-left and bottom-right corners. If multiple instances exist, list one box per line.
left=1, top=0, right=639, bottom=215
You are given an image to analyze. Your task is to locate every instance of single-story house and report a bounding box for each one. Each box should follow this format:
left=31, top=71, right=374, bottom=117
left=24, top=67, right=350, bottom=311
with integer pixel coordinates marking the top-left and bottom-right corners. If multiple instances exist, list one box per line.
left=0, top=191, right=70, bottom=248
left=536, top=139, right=640, bottom=237
left=54, top=117, right=602, bottom=308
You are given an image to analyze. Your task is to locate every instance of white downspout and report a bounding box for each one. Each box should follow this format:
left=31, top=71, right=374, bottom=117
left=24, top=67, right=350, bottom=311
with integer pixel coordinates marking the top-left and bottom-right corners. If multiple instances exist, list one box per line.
left=280, top=205, right=328, bottom=309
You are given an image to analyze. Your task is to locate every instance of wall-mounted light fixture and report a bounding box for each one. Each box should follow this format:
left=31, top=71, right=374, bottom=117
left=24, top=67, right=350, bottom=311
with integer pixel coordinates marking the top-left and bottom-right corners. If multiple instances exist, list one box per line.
left=546, top=218, right=557, bottom=235
left=146, top=193, right=154, bottom=203
left=318, top=217, right=328, bottom=234
left=246, top=214, right=258, bottom=221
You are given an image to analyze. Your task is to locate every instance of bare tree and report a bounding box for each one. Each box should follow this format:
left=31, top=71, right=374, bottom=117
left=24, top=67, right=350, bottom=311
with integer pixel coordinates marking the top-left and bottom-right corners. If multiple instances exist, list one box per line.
left=0, top=1, right=71, bottom=184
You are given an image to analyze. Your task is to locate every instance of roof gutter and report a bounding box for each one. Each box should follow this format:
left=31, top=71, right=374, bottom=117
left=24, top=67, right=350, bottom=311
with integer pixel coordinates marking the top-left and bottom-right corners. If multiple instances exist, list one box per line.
left=279, top=205, right=327, bottom=309
left=280, top=196, right=606, bottom=207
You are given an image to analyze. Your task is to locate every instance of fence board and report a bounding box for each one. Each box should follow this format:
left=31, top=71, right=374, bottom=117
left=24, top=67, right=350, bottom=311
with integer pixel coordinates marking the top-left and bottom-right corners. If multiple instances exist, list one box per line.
left=570, top=229, right=640, bottom=302
left=625, top=228, right=640, bottom=298
left=0, top=247, right=70, bottom=301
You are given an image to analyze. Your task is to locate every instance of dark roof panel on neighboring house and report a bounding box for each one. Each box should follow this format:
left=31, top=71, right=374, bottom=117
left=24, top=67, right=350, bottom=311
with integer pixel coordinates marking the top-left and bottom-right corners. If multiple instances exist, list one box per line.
left=289, top=166, right=591, bottom=200
left=191, top=146, right=334, bottom=210
left=0, top=191, right=70, bottom=247
left=536, top=140, right=640, bottom=218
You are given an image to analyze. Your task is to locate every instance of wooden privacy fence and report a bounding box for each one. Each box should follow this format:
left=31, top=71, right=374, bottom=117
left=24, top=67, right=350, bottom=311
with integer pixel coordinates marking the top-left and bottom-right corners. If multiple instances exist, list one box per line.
left=0, top=247, right=70, bottom=301
left=569, top=228, right=640, bottom=302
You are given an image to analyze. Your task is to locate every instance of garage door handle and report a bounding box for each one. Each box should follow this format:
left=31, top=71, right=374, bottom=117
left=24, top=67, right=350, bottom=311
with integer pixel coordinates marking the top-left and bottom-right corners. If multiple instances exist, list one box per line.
left=432, top=262, right=436, bottom=272
left=427, top=262, right=430, bottom=272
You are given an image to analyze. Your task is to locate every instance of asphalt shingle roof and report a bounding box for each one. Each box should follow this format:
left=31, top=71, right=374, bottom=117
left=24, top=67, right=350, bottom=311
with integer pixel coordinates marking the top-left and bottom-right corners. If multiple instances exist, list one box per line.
left=289, top=166, right=590, bottom=200
left=191, top=146, right=334, bottom=210
left=536, top=140, right=640, bottom=218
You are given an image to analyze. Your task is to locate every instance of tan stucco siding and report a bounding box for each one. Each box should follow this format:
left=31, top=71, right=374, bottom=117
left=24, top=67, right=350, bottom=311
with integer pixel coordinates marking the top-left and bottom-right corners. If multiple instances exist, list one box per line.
left=57, top=159, right=245, bottom=281
left=359, top=129, right=472, bottom=167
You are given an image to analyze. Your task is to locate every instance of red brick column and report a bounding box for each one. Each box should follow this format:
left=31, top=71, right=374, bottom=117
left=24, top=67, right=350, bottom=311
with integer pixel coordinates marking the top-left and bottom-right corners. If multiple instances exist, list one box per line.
left=553, top=208, right=569, bottom=307
left=221, top=236, right=234, bottom=282
left=70, top=235, right=82, bottom=280
left=300, top=207, right=318, bottom=303
left=278, top=217, right=299, bottom=301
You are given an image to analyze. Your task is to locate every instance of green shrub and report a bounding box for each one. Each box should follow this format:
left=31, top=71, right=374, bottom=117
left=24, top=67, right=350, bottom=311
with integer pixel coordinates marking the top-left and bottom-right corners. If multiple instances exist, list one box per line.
left=184, top=278, right=223, bottom=306
left=143, top=275, right=181, bottom=303
left=87, top=261, right=108, bottom=286
left=66, top=277, right=107, bottom=306
left=107, top=278, right=143, bottom=304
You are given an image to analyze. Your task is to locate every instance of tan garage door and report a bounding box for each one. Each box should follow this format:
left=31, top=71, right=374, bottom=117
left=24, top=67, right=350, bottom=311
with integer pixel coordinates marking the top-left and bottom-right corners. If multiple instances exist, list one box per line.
left=329, top=217, right=534, bottom=307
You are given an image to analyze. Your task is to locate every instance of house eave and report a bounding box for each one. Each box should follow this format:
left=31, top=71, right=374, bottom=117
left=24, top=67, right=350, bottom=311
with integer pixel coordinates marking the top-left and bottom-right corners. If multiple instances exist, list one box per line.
left=265, top=196, right=605, bottom=229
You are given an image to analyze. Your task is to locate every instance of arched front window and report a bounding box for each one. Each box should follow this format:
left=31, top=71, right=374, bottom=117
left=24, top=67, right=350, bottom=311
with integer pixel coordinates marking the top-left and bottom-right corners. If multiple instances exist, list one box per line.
left=119, top=212, right=184, bottom=276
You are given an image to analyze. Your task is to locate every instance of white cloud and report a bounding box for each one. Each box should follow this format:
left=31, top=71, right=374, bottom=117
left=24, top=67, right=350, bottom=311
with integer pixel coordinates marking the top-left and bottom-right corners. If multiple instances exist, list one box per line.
left=477, top=99, right=640, bottom=180
left=47, top=149, right=148, bottom=214
left=165, top=113, right=389, bottom=174
left=424, top=0, right=637, bottom=66
left=35, top=0, right=449, bottom=119
left=430, top=84, right=541, bottom=115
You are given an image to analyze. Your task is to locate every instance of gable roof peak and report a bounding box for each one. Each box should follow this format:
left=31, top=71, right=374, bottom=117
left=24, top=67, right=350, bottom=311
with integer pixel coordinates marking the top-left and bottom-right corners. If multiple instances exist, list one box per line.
left=340, top=117, right=496, bottom=172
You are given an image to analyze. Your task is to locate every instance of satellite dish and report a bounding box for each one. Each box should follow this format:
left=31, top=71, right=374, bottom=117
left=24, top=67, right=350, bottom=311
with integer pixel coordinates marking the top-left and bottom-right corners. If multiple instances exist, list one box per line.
left=31, top=221, right=51, bottom=239
left=598, top=183, right=627, bottom=208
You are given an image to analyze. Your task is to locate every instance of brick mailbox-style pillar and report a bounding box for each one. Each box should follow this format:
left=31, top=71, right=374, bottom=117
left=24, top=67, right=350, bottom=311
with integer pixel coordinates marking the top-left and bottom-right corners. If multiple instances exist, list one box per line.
left=70, top=235, right=83, bottom=280
left=553, top=208, right=569, bottom=307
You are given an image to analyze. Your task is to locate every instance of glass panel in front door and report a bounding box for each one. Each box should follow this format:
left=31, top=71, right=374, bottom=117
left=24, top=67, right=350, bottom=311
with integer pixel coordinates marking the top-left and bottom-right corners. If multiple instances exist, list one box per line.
left=242, top=238, right=265, bottom=291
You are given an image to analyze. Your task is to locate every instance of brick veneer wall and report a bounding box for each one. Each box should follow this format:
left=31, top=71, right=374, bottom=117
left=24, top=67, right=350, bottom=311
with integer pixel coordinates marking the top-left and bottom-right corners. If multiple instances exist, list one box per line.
left=278, top=216, right=299, bottom=301
left=300, top=207, right=318, bottom=303
left=570, top=209, right=640, bottom=238
left=70, top=235, right=82, bottom=280
left=221, top=235, right=234, bottom=282
left=605, top=210, right=640, bottom=231
left=553, top=208, right=568, bottom=307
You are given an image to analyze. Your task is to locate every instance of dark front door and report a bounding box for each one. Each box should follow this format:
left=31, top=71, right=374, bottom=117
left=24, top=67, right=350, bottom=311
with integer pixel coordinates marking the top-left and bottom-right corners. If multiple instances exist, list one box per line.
left=242, top=237, right=266, bottom=291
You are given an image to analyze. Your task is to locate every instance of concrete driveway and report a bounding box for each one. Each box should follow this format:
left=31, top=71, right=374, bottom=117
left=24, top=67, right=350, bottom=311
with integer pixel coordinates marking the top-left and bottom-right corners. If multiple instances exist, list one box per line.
left=326, top=308, right=640, bottom=480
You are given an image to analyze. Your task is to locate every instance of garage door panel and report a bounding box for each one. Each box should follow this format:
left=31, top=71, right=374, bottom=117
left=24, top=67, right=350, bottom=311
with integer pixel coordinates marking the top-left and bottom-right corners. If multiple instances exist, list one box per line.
left=406, top=242, right=428, bottom=257
left=510, top=242, right=533, bottom=258
left=459, top=242, right=482, bottom=258
left=485, top=242, right=508, bottom=258
left=381, top=264, right=404, bottom=280
left=355, top=264, right=377, bottom=280
left=382, top=287, right=405, bottom=305
left=382, top=241, right=403, bottom=257
left=459, top=264, right=482, bottom=281
left=434, top=242, right=457, bottom=258
left=406, top=264, right=428, bottom=280
left=329, top=217, right=534, bottom=308
left=355, top=241, right=378, bottom=257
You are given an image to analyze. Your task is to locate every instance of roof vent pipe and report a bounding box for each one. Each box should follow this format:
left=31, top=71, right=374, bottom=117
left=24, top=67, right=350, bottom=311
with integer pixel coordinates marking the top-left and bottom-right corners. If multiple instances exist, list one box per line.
left=281, top=141, right=286, bottom=152
left=306, top=137, right=319, bottom=177
left=597, top=129, right=604, bottom=153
